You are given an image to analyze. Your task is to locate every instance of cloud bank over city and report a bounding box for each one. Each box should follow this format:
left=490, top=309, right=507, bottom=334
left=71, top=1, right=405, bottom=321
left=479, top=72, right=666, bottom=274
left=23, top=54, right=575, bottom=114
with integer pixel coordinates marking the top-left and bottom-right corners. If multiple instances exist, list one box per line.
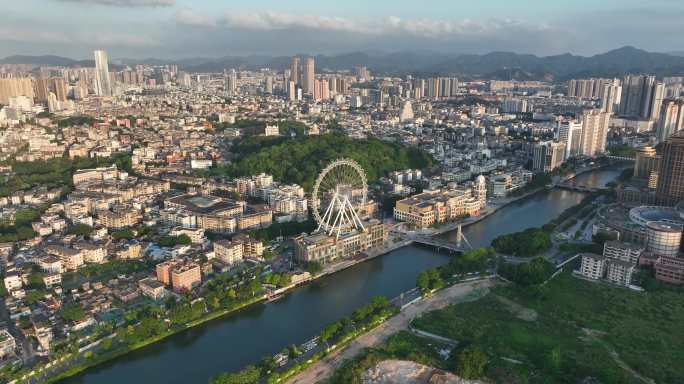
left=2, top=0, right=684, bottom=59
left=56, top=0, right=175, bottom=7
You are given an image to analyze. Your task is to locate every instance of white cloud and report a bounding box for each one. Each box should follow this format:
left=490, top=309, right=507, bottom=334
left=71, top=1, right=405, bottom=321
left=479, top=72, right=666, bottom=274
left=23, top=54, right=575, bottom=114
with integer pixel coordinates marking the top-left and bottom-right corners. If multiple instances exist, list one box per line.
left=175, top=8, right=217, bottom=28
left=56, top=0, right=175, bottom=7
left=0, top=23, right=160, bottom=48
left=175, top=9, right=549, bottom=40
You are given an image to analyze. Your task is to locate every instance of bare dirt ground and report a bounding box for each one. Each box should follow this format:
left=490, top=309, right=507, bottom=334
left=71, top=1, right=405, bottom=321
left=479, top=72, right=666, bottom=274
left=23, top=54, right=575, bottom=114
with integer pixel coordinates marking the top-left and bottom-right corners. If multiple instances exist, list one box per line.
left=361, top=359, right=486, bottom=384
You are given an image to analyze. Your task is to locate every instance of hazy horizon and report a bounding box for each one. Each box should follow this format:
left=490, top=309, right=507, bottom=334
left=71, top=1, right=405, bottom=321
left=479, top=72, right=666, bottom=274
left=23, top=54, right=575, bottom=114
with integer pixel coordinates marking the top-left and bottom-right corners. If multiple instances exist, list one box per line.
left=3, top=0, right=684, bottom=59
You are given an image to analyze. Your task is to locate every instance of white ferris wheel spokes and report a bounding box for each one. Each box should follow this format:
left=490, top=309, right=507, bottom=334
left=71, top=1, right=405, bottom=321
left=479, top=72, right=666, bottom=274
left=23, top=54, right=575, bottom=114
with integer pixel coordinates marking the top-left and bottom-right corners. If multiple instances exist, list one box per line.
left=312, top=159, right=368, bottom=239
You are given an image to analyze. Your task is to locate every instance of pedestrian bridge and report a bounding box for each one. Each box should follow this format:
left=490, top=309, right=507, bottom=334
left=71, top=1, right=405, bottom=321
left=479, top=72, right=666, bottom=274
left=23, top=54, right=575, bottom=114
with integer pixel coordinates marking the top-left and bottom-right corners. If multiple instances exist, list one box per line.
left=411, top=236, right=467, bottom=252
left=555, top=183, right=604, bottom=193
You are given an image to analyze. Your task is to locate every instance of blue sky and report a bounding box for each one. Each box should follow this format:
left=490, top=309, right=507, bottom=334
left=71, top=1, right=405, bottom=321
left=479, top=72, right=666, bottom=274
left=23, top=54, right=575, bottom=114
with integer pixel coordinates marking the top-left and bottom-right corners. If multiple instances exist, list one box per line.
left=2, top=0, right=684, bottom=59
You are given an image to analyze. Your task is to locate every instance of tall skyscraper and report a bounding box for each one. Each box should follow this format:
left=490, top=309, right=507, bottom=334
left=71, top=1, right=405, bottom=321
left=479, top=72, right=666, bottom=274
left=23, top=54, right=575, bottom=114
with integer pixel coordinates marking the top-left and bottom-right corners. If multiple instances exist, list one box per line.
left=303, top=57, right=315, bottom=95
left=556, top=119, right=583, bottom=159
left=532, top=141, right=566, bottom=173
left=94, top=50, right=112, bottom=96
left=225, top=69, right=237, bottom=96
left=264, top=76, right=273, bottom=94
left=50, top=77, right=68, bottom=101
left=287, top=81, right=297, bottom=101
left=634, top=146, right=660, bottom=188
left=656, top=131, right=684, bottom=206
left=579, top=109, right=611, bottom=157
left=354, top=65, right=370, bottom=80
left=0, top=77, right=35, bottom=104
left=290, top=57, right=300, bottom=86
left=599, top=80, right=621, bottom=113
left=618, top=75, right=663, bottom=120
left=313, top=79, right=329, bottom=101
left=655, top=99, right=684, bottom=143
left=34, top=78, right=51, bottom=102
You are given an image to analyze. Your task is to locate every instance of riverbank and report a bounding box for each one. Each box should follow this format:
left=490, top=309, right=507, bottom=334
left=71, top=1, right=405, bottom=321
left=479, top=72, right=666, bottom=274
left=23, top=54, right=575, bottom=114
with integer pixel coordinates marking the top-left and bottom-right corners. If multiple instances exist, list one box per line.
left=25, top=295, right=266, bottom=384
left=286, top=277, right=498, bottom=384
left=51, top=165, right=627, bottom=384
left=407, top=185, right=553, bottom=238
left=29, top=241, right=422, bottom=384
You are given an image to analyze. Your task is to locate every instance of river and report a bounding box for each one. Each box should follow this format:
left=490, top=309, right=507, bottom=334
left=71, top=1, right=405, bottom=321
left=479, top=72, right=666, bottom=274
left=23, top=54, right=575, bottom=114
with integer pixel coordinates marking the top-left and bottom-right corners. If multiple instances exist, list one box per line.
left=59, top=166, right=624, bottom=384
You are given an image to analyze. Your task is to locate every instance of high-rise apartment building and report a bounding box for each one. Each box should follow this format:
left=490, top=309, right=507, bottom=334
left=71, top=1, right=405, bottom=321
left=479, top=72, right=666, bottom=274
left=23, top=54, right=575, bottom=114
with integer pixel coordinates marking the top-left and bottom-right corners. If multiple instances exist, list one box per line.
left=567, top=78, right=621, bottom=111
left=290, top=57, right=300, bottom=86
left=303, top=57, right=315, bottom=95
left=93, top=50, right=112, bottom=96
left=0, top=77, right=35, bottom=104
left=618, top=75, right=664, bottom=120
left=656, top=131, right=684, bottom=206
left=599, top=80, right=621, bottom=113
left=556, top=119, right=583, bottom=159
left=532, top=141, right=566, bottom=173
left=225, top=69, right=237, bottom=96
left=50, top=77, right=68, bottom=101
left=264, top=76, right=273, bottom=94
left=36, top=77, right=68, bottom=102
left=580, top=109, right=611, bottom=157
left=354, top=65, right=370, bottom=80
left=655, top=99, right=684, bottom=143
left=313, top=79, right=329, bottom=101
left=287, top=81, right=297, bottom=101
left=34, top=78, right=50, bottom=102
left=634, top=146, right=660, bottom=187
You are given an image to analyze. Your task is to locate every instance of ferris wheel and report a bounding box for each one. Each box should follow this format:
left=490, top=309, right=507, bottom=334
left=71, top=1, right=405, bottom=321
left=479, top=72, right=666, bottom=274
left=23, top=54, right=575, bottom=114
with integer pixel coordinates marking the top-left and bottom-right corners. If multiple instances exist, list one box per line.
left=312, top=159, right=368, bottom=239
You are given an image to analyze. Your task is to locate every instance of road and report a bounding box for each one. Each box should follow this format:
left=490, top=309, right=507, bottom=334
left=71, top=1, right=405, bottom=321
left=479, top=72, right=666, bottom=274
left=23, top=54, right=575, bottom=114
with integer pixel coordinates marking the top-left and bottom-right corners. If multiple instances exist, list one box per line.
left=286, top=277, right=497, bottom=384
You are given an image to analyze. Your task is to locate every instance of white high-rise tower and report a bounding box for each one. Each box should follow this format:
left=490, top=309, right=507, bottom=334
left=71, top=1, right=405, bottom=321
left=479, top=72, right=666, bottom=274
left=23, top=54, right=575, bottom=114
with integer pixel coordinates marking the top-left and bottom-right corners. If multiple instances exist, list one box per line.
left=474, top=175, right=487, bottom=209
left=94, top=50, right=112, bottom=96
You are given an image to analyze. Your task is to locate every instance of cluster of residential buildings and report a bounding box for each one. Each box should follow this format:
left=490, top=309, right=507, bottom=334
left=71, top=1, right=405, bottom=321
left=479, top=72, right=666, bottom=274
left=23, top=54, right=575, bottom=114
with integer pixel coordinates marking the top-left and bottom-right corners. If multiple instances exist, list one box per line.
left=393, top=176, right=487, bottom=229
left=3, top=47, right=684, bottom=377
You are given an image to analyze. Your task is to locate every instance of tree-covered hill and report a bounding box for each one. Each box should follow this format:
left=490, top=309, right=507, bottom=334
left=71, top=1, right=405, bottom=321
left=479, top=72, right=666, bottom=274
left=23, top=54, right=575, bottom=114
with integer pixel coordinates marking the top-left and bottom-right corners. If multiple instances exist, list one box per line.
left=208, top=134, right=433, bottom=191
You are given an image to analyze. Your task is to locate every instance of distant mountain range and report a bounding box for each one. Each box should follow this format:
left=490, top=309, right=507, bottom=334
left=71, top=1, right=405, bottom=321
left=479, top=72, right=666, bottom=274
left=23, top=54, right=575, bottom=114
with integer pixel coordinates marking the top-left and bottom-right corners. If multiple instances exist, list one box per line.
left=4, top=46, right=684, bottom=80
left=0, top=55, right=95, bottom=67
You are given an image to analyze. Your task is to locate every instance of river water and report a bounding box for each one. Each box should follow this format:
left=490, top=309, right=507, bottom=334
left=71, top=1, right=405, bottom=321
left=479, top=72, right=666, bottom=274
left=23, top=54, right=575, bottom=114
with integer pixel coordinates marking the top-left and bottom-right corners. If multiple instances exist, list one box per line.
left=59, top=166, right=623, bottom=384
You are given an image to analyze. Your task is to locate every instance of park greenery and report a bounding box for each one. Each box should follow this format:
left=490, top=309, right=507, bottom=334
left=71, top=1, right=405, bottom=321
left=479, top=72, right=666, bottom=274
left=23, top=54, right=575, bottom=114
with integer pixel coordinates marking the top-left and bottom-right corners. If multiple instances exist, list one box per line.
left=440, top=247, right=496, bottom=278
left=157, top=234, right=192, bottom=248
left=416, top=247, right=496, bottom=294
left=498, top=257, right=556, bottom=286
left=305, top=261, right=323, bottom=276
left=262, top=272, right=292, bottom=288
left=493, top=192, right=602, bottom=257
left=62, top=303, right=87, bottom=322
left=410, top=270, right=684, bottom=384
left=66, top=223, right=93, bottom=237
left=214, top=119, right=308, bottom=137
left=205, top=134, right=433, bottom=191
left=607, top=144, right=637, bottom=158
left=56, top=116, right=101, bottom=128
left=69, top=260, right=153, bottom=285
left=15, top=267, right=272, bottom=384
left=0, top=207, right=41, bottom=242
left=245, top=218, right=316, bottom=242
left=491, top=227, right=552, bottom=257
left=111, top=229, right=135, bottom=241
left=0, top=153, right=132, bottom=198
left=455, top=345, right=488, bottom=380
left=416, top=268, right=444, bottom=294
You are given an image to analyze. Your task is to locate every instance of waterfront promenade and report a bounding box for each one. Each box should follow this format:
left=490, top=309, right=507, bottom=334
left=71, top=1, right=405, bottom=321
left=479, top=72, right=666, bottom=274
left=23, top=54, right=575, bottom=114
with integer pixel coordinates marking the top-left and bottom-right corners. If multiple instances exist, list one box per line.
left=286, top=277, right=497, bottom=384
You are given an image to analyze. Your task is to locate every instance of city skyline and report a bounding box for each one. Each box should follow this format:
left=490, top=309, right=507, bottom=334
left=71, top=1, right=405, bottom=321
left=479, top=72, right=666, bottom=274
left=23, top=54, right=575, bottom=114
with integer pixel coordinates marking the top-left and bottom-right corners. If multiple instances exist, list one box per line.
left=3, top=0, right=684, bottom=59
left=1, top=2, right=684, bottom=383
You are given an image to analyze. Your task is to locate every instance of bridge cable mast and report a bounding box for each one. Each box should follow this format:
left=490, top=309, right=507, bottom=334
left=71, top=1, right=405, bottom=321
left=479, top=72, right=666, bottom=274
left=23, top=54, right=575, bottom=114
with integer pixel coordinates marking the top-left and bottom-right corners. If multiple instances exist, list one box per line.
left=455, top=224, right=473, bottom=250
